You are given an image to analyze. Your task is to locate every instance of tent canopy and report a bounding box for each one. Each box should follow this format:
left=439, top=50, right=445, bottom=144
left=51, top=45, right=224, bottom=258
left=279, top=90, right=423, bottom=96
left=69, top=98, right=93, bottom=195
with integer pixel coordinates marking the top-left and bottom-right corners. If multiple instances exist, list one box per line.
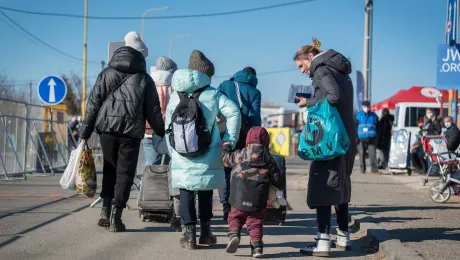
left=370, top=86, right=450, bottom=111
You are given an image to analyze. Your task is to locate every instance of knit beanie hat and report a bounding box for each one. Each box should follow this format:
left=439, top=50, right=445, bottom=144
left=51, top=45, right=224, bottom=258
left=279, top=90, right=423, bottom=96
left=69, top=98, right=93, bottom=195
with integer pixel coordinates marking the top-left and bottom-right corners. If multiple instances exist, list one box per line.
left=188, top=50, right=215, bottom=77
left=246, top=126, right=270, bottom=148
left=124, top=31, right=148, bottom=58
left=157, top=56, right=177, bottom=73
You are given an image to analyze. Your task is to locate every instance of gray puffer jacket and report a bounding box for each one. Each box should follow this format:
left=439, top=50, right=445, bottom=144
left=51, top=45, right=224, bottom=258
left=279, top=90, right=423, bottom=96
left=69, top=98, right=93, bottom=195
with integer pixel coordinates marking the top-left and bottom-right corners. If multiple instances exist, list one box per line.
left=305, top=49, right=357, bottom=208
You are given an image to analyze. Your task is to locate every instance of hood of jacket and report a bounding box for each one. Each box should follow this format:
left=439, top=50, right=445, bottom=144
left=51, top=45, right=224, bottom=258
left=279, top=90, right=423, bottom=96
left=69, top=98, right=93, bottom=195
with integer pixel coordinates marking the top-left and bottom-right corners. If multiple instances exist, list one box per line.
left=151, top=70, right=174, bottom=87
left=108, top=46, right=146, bottom=74
left=233, top=70, right=258, bottom=87
left=310, top=49, right=352, bottom=78
left=245, top=144, right=272, bottom=168
left=381, top=114, right=395, bottom=123
left=172, top=69, right=211, bottom=93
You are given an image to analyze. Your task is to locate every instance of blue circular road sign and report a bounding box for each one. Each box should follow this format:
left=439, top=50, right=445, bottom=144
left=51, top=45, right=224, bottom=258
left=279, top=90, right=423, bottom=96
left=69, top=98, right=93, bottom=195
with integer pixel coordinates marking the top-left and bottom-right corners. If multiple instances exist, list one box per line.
left=37, top=76, right=67, bottom=105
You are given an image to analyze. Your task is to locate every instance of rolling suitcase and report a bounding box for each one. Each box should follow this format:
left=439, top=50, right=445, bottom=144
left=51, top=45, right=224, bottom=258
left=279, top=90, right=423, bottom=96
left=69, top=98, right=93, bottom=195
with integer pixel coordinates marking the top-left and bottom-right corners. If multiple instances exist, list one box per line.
left=138, top=156, right=174, bottom=222
left=265, top=154, right=287, bottom=225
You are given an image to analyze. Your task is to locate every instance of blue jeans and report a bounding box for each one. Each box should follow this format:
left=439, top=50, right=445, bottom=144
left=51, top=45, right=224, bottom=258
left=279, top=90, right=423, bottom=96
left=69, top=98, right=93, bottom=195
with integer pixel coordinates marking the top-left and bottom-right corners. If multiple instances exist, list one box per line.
left=142, top=135, right=170, bottom=166
left=218, top=167, right=232, bottom=212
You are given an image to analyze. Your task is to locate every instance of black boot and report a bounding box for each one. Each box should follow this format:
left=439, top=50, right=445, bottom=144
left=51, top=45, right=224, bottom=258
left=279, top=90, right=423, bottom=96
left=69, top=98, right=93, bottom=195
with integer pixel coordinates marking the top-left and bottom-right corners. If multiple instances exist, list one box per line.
left=109, top=205, right=126, bottom=232
left=251, top=240, right=264, bottom=258
left=170, top=216, right=182, bottom=232
left=98, top=197, right=112, bottom=228
left=180, top=225, right=197, bottom=250
left=226, top=230, right=241, bottom=254
left=199, top=220, right=217, bottom=245
left=223, top=204, right=231, bottom=221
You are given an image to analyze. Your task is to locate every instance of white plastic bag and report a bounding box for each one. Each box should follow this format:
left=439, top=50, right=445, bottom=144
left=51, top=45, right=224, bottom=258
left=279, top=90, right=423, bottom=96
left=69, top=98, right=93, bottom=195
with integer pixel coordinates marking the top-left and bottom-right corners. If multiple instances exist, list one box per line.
left=60, top=142, right=84, bottom=190
left=268, top=184, right=287, bottom=209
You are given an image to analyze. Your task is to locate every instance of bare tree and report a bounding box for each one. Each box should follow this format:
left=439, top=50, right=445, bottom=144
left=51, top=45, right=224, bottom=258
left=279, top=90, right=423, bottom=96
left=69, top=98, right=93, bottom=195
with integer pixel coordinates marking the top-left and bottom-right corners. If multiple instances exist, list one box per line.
left=70, top=71, right=82, bottom=100
left=61, top=75, right=81, bottom=115
left=0, top=72, right=15, bottom=99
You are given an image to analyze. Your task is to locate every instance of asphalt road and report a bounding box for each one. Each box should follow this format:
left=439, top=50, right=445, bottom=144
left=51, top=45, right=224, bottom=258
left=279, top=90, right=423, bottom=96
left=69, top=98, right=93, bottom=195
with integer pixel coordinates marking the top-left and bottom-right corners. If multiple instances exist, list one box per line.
left=2, top=154, right=459, bottom=260
left=0, top=156, right=369, bottom=260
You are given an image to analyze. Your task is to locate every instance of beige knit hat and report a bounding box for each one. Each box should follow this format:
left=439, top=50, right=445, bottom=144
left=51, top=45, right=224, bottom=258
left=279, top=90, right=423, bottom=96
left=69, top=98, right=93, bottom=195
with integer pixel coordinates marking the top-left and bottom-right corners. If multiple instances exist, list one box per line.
left=188, top=50, right=215, bottom=77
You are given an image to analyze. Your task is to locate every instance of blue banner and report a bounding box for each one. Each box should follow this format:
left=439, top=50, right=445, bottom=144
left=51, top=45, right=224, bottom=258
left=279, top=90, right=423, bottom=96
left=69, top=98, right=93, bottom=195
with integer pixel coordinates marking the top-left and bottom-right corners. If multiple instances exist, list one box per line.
left=356, top=71, right=364, bottom=108
left=437, top=44, right=460, bottom=90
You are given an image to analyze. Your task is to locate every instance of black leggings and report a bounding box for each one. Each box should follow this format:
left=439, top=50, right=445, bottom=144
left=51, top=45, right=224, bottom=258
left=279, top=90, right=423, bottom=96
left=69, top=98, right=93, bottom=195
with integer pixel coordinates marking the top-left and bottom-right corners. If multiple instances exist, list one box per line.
left=316, top=203, right=349, bottom=234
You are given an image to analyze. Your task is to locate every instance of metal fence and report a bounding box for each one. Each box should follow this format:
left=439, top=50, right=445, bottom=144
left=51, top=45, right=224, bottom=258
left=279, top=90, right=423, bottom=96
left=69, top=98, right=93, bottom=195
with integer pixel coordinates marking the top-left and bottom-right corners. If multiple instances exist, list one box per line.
left=0, top=99, right=101, bottom=180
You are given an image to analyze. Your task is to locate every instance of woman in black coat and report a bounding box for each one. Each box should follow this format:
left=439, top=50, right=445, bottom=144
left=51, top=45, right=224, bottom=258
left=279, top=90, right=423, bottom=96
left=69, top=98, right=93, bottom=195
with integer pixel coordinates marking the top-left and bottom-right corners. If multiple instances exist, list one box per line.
left=377, top=108, right=394, bottom=167
left=293, top=38, right=356, bottom=256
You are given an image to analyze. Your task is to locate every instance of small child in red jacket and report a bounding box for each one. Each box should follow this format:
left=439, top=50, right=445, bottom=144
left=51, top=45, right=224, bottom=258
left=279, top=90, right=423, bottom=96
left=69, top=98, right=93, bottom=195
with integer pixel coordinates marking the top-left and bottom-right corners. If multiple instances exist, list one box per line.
left=221, top=126, right=285, bottom=258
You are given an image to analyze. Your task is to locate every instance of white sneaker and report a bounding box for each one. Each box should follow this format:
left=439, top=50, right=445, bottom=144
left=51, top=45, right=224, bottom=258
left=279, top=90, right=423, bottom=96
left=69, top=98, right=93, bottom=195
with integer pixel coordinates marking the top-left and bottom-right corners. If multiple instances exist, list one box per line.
left=300, top=233, right=331, bottom=257
left=336, top=228, right=351, bottom=251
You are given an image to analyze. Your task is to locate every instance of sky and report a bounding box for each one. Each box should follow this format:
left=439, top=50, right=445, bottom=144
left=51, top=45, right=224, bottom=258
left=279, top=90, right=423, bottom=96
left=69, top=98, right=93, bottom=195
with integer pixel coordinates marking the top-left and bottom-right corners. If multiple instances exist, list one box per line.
left=0, top=0, right=447, bottom=110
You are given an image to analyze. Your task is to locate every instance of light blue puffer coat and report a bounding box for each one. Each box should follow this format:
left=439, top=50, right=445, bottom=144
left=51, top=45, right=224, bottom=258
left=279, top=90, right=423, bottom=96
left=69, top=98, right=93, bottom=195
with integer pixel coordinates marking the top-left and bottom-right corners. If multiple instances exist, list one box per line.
left=165, top=69, right=241, bottom=191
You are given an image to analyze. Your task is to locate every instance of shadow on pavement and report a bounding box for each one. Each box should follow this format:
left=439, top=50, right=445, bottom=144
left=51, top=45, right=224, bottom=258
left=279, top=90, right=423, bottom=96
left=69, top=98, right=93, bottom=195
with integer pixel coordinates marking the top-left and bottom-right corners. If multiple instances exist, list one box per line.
left=391, top=227, right=460, bottom=243
left=351, top=204, right=459, bottom=214
left=0, top=202, right=89, bottom=248
left=124, top=226, right=173, bottom=233
left=369, top=216, right=431, bottom=223
left=0, top=194, right=80, bottom=220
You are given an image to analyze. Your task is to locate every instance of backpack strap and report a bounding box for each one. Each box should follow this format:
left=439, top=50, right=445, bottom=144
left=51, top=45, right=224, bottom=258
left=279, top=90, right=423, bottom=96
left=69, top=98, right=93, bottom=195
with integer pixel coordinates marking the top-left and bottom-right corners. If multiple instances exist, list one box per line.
left=191, top=86, right=207, bottom=99
left=96, top=74, right=132, bottom=120
left=233, top=81, right=243, bottom=109
left=176, top=86, right=207, bottom=101
left=192, top=86, right=216, bottom=133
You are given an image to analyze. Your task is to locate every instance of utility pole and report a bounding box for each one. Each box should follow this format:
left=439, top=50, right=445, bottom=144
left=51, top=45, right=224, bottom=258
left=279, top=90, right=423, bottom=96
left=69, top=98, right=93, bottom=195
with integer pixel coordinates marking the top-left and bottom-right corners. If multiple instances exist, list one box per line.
left=81, top=0, right=88, bottom=120
left=101, top=61, right=105, bottom=71
left=447, top=0, right=459, bottom=122
left=363, top=0, right=373, bottom=102
left=29, top=82, right=32, bottom=103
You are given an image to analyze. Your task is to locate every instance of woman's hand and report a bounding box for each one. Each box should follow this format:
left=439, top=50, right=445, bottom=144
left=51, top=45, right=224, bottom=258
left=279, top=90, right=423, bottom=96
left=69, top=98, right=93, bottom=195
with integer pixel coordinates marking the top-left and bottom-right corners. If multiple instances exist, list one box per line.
left=294, top=96, right=307, bottom=108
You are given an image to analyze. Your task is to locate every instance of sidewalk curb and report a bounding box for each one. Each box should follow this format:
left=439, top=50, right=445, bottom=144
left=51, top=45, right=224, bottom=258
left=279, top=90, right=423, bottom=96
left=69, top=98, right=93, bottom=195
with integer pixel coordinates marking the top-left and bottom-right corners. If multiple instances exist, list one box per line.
left=351, top=214, right=424, bottom=260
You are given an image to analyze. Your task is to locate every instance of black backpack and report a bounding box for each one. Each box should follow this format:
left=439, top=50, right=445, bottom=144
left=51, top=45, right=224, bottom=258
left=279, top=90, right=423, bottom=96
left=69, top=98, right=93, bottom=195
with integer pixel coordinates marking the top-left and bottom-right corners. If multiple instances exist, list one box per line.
left=167, top=87, right=214, bottom=158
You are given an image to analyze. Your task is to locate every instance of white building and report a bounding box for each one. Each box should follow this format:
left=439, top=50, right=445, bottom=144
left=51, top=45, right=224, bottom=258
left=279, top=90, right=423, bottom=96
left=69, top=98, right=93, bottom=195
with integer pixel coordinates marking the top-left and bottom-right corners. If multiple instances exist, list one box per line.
left=261, top=101, right=297, bottom=128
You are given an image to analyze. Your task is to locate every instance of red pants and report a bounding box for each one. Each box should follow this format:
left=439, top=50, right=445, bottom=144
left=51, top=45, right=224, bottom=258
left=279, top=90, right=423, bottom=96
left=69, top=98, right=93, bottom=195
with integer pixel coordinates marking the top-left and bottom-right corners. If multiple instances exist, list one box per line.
left=228, top=207, right=266, bottom=241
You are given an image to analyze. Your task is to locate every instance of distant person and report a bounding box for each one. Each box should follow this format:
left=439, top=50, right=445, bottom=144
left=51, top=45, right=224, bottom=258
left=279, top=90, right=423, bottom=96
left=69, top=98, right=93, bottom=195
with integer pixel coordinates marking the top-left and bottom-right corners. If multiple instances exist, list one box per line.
left=68, top=116, right=80, bottom=149
left=411, top=119, right=427, bottom=174
left=423, top=108, right=442, bottom=135
left=377, top=108, right=394, bottom=168
left=217, top=67, right=262, bottom=221
left=292, top=38, right=356, bottom=256
left=165, top=50, right=240, bottom=250
left=221, top=126, right=285, bottom=258
left=443, top=116, right=460, bottom=151
left=356, top=100, right=379, bottom=174
left=80, top=31, right=165, bottom=232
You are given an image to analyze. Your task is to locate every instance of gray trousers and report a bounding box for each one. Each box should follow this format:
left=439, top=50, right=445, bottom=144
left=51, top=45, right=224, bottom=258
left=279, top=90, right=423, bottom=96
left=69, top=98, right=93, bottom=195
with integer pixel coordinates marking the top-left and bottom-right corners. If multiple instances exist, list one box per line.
left=358, top=138, right=378, bottom=173
left=173, top=195, right=180, bottom=217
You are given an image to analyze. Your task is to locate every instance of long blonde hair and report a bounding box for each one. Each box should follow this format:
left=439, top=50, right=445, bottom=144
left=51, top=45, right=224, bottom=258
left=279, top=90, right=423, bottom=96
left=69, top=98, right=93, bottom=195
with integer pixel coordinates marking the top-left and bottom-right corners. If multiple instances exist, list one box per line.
left=293, top=38, right=322, bottom=61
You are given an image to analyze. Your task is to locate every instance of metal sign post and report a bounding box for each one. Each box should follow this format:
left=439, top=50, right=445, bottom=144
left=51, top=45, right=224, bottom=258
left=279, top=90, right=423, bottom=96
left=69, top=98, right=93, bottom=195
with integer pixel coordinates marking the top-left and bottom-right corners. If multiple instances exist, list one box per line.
left=446, top=0, right=459, bottom=122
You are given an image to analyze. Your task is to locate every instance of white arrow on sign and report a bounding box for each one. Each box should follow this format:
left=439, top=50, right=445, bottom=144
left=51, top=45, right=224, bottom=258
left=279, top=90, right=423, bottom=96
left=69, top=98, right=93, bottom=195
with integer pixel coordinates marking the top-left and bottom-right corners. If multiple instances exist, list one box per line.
left=449, top=3, right=452, bottom=42
left=48, top=78, right=56, bottom=103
